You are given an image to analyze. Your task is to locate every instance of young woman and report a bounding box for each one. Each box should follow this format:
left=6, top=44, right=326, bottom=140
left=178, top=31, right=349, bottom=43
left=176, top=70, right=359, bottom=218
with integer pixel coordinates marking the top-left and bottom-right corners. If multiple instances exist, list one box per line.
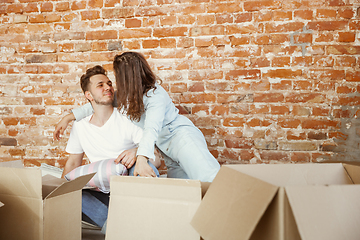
left=54, top=52, right=220, bottom=182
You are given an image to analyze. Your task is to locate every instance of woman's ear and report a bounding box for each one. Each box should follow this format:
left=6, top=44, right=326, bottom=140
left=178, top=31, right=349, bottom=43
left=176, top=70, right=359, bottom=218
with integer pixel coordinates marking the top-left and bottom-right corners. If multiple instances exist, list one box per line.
left=85, top=91, right=93, bottom=102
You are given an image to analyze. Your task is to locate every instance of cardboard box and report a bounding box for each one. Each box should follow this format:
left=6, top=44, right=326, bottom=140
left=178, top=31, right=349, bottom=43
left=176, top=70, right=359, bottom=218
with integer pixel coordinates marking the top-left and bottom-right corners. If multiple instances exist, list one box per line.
left=191, top=163, right=360, bottom=240
left=106, top=176, right=205, bottom=240
left=0, top=163, right=94, bottom=240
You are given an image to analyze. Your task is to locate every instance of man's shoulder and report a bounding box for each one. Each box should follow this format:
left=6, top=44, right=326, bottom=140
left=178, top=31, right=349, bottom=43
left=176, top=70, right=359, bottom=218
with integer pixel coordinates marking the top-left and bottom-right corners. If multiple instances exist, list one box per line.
left=112, top=109, right=140, bottom=128
left=112, top=108, right=131, bottom=122
left=73, top=115, right=92, bottom=127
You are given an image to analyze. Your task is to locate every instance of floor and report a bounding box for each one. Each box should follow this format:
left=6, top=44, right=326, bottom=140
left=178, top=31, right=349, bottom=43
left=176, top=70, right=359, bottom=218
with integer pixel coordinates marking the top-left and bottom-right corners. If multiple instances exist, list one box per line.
left=81, top=222, right=105, bottom=240
left=82, top=228, right=105, bottom=240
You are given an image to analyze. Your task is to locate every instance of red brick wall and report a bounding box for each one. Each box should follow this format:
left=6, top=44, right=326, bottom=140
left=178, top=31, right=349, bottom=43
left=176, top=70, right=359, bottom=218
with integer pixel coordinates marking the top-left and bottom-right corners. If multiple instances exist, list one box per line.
left=1, top=0, right=360, bottom=169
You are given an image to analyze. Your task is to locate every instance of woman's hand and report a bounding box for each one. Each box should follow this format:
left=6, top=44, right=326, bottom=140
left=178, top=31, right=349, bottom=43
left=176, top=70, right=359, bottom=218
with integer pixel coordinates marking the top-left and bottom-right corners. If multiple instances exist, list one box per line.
left=115, top=148, right=137, bottom=169
left=53, top=113, right=75, bottom=140
left=133, top=155, right=157, bottom=177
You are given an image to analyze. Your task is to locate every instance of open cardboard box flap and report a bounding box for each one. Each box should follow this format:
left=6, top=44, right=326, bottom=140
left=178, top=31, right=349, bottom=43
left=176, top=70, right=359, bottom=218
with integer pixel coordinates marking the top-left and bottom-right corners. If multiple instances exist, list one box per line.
left=191, top=166, right=278, bottom=240
left=0, top=167, right=42, bottom=199
left=343, top=163, right=360, bottom=184
left=191, top=163, right=360, bottom=240
left=0, top=163, right=95, bottom=200
left=44, top=173, right=95, bottom=199
left=286, top=185, right=360, bottom=240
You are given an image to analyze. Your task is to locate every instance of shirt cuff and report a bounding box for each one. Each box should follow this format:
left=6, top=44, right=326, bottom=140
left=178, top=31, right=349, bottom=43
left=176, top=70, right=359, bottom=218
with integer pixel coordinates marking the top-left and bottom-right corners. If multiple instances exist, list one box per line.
left=136, top=148, right=156, bottom=162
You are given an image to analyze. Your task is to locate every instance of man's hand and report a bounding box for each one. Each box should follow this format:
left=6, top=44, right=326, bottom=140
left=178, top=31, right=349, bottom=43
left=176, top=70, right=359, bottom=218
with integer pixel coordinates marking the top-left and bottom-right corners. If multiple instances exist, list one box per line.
left=53, top=113, right=76, bottom=141
left=133, top=155, right=157, bottom=177
left=115, top=148, right=137, bottom=168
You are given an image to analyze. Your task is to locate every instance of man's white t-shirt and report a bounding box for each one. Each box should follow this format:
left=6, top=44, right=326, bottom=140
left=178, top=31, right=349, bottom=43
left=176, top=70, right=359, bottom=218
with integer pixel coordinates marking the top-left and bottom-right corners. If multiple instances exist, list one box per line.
left=66, top=108, right=143, bottom=163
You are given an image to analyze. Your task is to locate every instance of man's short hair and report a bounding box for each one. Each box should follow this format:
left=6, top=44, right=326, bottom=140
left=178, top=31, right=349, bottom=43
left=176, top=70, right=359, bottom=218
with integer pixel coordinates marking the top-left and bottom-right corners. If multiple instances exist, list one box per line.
left=80, top=65, right=107, bottom=93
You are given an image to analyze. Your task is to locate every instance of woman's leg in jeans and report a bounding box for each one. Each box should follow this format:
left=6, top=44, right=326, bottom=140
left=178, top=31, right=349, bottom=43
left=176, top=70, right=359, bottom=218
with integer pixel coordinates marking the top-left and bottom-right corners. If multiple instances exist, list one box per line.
left=158, top=148, right=189, bottom=179
left=157, top=125, right=220, bottom=182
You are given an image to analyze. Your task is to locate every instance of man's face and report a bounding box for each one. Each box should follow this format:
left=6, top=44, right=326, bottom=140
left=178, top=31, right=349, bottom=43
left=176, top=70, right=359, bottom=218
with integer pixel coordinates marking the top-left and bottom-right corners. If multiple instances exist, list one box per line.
left=86, top=74, right=114, bottom=105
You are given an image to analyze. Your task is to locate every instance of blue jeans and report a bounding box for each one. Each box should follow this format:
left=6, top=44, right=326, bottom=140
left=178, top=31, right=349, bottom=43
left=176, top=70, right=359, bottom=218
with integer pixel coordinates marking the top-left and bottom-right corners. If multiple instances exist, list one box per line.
left=82, top=161, right=159, bottom=229
left=82, top=189, right=109, bottom=228
left=157, top=125, right=220, bottom=182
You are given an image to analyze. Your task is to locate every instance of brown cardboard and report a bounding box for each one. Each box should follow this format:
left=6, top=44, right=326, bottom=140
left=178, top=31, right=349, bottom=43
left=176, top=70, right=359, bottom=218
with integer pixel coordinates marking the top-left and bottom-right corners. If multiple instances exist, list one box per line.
left=0, top=159, right=24, bottom=168
left=0, top=164, right=94, bottom=240
left=343, top=163, right=360, bottom=184
left=191, top=166, right=278, bottom=240
left=286, top=185, right=360, bottom=240
left=106, top=176, right=203, bottom=240
left=191, top=163, right=360, bottom=240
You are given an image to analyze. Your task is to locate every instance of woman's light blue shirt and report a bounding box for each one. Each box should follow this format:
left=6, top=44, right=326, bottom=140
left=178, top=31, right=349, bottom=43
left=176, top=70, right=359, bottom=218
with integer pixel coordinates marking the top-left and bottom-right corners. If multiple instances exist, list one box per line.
left=72, top=83, right=193, bottom=160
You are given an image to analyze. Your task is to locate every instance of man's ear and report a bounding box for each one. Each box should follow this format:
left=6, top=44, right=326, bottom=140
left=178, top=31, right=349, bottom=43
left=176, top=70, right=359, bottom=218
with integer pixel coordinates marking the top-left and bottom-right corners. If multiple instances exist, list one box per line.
left=85, top=91, right=93, bottom=102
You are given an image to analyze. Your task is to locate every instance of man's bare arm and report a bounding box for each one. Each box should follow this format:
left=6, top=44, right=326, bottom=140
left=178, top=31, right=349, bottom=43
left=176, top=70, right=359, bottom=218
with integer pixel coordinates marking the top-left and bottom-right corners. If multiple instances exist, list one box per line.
left=53, top=113, right=76, bottom=141
left=61, top=153, right=84, bottom=178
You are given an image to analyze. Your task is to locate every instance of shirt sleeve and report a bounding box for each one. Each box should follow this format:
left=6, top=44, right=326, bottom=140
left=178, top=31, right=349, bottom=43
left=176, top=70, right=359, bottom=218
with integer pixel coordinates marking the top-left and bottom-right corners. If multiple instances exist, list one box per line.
left=136, top=90, right=166, bottom=160
left=71, top=102, right=94, bottom=121
left=130, top=122, right=144, bottom=146
left=65, top=122, right=84, bottom=154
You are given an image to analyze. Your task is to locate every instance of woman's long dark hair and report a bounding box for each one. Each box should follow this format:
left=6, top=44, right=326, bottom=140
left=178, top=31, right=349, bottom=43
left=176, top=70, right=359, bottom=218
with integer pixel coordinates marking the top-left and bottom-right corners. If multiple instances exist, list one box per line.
left=113, top=52, right=157, bottom=121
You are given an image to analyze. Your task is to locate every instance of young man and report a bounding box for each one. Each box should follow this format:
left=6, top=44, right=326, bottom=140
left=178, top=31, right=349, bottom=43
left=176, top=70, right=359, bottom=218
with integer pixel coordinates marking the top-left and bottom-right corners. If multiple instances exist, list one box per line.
left=61, top=65, right=160, bottom=231
left=62, top=65, right=160, bottom=177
